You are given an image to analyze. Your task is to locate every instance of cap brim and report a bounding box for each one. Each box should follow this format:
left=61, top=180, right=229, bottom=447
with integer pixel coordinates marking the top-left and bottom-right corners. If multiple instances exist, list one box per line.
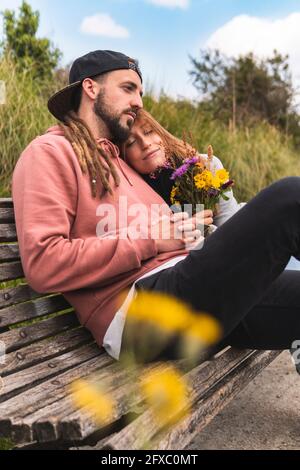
left=47, top=81, right=81, bottom=122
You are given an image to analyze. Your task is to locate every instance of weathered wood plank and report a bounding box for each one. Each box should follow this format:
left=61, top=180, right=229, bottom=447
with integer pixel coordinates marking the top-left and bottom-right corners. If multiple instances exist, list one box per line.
left=33, top=360, right=175, bottom=443
left=0, top=284, right=40, bottom=309
left=0, top=295, right=72, bottom=328
left=57, top=348, right=253, bottom=442
left=0, top=342, right=101, bottom=402
left=0, top=224, right=17, bottom=242
left=0, top=327, right=93, bottom=377
left=0, top=208, right=15, bottom=224
left=0, top=312, right=79, bottom=353
left=0, top=244, right=20, bottom=263
left=0, top=199, right=13, bottom=209
left=0, top=261, right=24, bottom=283
left=0, top=354, right=113, bottom=444
left=102, top=350, right=281, bottom=450
left=157, top=350, right=282, bottom=450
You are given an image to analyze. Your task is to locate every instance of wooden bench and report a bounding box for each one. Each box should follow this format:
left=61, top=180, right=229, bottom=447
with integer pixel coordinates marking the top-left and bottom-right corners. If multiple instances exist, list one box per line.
left=0, top=197, right=282, bottom=450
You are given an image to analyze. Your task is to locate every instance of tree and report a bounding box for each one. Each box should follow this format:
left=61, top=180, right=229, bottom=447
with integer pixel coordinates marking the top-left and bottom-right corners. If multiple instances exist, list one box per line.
left=0, top=0, right=61, bottom=80
left=189, top=49, right=299, bottom=138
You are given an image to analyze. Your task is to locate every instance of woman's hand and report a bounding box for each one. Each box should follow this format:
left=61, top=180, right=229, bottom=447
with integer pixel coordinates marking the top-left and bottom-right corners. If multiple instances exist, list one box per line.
left=193, top=209, right=214, bottom=228
left=154, top=210, right=213, bottom=253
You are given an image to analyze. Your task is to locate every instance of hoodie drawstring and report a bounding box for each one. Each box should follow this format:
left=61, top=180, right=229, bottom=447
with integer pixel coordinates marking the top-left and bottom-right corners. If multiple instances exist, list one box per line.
left=97, top=138, right=133, bottom=187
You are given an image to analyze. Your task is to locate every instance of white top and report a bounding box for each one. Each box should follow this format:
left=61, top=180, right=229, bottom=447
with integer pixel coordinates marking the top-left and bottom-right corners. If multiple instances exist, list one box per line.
left=103, top=155, right=246, bottom=360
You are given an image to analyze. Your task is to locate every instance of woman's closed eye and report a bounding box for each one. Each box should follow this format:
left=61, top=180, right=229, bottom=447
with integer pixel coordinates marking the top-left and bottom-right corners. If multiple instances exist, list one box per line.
left=126, top=138, right=136, bottom=148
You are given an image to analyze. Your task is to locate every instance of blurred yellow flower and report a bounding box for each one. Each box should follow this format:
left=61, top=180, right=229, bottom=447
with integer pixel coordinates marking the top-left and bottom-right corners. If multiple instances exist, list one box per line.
left=127, top=291, right=193, bottom=333
left=70, top=379, right=115, bottom=425
left=140, top=365, right=191, bottom=426
left=187, top=313, right=222, bottom=344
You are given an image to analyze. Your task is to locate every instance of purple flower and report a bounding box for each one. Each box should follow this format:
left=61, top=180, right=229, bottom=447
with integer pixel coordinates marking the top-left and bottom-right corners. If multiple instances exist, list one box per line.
left=170, top=163, right=189, bottom=180
left=207, top=188, right=219, bottom=198
left=184, top=156, right=199, bottom=165
left=170, top=156, right=199, bottom=180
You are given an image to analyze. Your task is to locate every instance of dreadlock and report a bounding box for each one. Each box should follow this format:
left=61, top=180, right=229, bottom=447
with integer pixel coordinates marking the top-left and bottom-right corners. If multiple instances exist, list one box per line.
left=59, top=111, right=120, bottom=198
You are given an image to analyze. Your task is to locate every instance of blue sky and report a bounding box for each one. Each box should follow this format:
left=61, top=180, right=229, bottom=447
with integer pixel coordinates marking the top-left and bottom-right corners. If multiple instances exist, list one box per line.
left=1, top=0, right=300, bottom=102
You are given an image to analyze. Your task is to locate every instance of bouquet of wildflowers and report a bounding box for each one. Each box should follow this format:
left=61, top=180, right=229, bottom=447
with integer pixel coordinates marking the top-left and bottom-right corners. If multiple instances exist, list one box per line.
left=169, top=145, right=234, bottom=221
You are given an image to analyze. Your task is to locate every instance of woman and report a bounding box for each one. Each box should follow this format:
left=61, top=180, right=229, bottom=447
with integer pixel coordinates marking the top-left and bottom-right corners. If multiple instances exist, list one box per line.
left=118, top=109, right=300, bottom=368
left=123, top=109, right=299, bottom=268
left=122, top=108, right=245, bottom=230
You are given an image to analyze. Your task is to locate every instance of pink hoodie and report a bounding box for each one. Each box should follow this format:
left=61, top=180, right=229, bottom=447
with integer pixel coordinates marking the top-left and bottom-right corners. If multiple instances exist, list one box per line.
left=12, top=126, right=188, bottom=346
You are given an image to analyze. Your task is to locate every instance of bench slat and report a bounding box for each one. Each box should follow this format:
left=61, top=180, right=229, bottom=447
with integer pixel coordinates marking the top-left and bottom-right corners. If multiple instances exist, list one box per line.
left=6, top=349, right=261, bottom=444
left=0, top=354, right=113, bottom=445
left=0, top=343, right=101, bottom=403
left=0, top=224, right=17, bottom=242
left=157, top=350, right=282, bottom=450
left=0, top=199, right=13, bottom=209
left=0, top=244, right=20, bottom=263
left=0, top=208, right=15, bottom=224
left=0, top=284, right=41, bottom=309
left=25, top=360, right=174, bottom=443
left=101, top=350, right=281, bottom=450
left=0, top=312, right=79, bottom=353
left=0, top=295, right=72, bottom=328
left=0, top=261, right=24, bottom=283
left=0, top=327, right=93, bottom=377
left=57, top=348, right=254, bottom=442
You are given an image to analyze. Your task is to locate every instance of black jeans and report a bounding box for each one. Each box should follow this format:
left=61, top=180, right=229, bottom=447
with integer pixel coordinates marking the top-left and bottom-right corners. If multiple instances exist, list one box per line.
left=120, top=177, right=300, bottom=361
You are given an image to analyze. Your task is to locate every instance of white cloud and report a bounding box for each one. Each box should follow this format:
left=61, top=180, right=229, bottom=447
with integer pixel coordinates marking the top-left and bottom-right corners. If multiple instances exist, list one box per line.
left=205, top=13, right=300, bottom=90
left=146, top=0, right=189, bottom=9
left=80, top=13, right=130, bottom=39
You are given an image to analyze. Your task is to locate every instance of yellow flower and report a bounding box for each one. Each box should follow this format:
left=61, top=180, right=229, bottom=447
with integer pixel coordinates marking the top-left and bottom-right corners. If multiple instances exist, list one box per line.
left=180, top=313, right=222, bottom=362
left=194, top=174, right=206, bottom=189
left=140, top=365, right=191, bottom=426
left=200, top=170, right=213, bottom=188
left=70, top=379, right=115, bottom=425
left=170, top=186, right=178, bottom=205
left=127, top=291, right=193, bottom=333
left=216, top=169, right=229, bottom=183
left=211, top=176, right=221, bottom=189
left=186, top=313, right=222, bottom=344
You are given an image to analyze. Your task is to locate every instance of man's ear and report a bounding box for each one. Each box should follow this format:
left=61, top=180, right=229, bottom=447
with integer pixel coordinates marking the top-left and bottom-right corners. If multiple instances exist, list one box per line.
left=81, top=78, right=99, bottom=100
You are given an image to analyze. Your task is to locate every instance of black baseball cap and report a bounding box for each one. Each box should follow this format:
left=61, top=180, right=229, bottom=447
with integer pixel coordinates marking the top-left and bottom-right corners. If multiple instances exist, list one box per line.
left=48, top=50, right=142, bottom=122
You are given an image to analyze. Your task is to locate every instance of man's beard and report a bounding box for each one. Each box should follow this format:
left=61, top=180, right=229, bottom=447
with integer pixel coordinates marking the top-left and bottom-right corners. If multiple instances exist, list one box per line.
left=94, top=90, right=133, bottom=143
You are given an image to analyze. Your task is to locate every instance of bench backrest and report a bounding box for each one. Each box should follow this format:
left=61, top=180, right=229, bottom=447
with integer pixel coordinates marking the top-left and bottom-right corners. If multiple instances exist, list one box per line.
left=0, top=197, right=85, bottom=363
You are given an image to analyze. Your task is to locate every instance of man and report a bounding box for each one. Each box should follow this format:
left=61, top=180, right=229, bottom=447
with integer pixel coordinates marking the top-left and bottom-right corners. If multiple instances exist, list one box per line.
left=12, top=50, right=206, bottom=361
left=12, top=50, right=300, bottom=366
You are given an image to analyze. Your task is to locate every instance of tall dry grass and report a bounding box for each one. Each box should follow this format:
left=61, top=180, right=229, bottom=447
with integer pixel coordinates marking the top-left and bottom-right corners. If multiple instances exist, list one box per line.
left=0, top=55, right=56, bottom=196
left=1, top=57, right=300, bottom=201
left=144, top=95, right=300, bottom=202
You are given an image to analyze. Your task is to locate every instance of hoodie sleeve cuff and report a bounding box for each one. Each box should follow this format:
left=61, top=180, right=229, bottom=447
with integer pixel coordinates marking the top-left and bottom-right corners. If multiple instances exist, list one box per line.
left=130, top=236, right=158, bottom=262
